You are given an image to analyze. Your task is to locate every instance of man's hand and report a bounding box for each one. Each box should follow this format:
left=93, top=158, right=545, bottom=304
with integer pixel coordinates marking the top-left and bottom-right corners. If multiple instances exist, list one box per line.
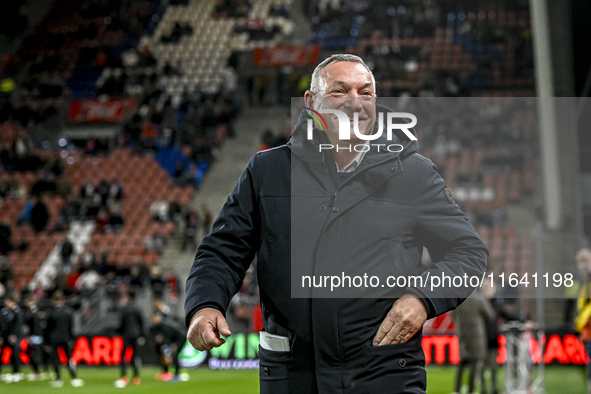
left=187, top=307, right=232, bottom=351
left=372, top=294, right=427, bottom=346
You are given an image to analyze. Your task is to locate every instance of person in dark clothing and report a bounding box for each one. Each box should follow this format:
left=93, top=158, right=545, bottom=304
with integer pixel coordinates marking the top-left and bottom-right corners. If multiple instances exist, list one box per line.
left=185, top=54, right=488, bottom=393
left=60, top=237, right=74, bottom=270
left=152, top=301, right=173, bottom=381
left=181, top=209, right=199, bottom=251
left=45, top=292, right=83, bottom=387
left=114, top=292, right=144, bottom=388
left=452, top=290, right=494, bottom=394
left=0, top=257, right=14, bottom=286
left=0, top=295, right=24, bottom=382
left=30, top=197, right=49, bottom=233
left=151, top=312, right=188, bottom=382
left=24, top=296, right=44, bottom=380
left=150, top=267, right=166, bottom=301
left=0, top=222, right=14, bottom=256
left=481, top=276, right=534, bottom=394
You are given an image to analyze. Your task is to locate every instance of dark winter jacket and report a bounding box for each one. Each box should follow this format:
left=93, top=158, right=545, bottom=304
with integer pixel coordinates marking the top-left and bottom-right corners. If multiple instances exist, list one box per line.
left=185, top=105, right=488, bottom=393
left=1, top=306, right=23, bottom=338
left=117, top=302, right=144, bottom=340
left=46, top=305, right=74, bottom=344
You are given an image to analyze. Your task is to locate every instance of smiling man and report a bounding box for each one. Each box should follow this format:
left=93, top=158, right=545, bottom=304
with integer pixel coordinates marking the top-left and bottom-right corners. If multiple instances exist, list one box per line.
left=185, top=54, right=488, bottom=393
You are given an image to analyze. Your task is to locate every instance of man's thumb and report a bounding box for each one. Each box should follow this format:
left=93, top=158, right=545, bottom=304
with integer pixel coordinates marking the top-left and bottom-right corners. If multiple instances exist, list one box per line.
left=216, top=315, right=232, bottom=337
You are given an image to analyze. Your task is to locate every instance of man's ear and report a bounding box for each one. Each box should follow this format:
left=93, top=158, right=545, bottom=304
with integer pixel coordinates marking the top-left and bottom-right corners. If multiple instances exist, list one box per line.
left=304, top=91, right=314, bottom=109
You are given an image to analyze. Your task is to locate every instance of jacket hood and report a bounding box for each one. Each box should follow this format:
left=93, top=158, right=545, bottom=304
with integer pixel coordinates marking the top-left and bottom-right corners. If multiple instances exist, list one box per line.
left=287, top=103, right=419, bottom=166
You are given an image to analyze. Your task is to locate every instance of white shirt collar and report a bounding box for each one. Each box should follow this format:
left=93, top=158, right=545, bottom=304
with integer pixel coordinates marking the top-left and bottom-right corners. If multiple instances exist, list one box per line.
left=337, top=141, right=370, bottom=173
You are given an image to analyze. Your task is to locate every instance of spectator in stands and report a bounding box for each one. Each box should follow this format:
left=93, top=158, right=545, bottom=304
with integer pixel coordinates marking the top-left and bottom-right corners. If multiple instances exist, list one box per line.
left=114, top=292, right=145, bottom=388
left=0, top=222, right=14, bottom=256
left=60, top=237, right=74, bottom=271
left=108, top=180, right=123, bottom=203
left=128, top=265, right=146, bottom=290
left=11, top=128, right=40, bottom=172
left=0, top=294, right=23, bottom=382
left=79, top=250, right=100, bottom=273
left=17, top=197, right=35, bottom=225
left=0, top=177, right=19, bottom=199
left=75, top=269, right=101, bottom=297
left=30, top=196, right=49, bottom=233
left=200, top=204, right=212, bottom=237
left=145, top=231, right=166, bottom=253
left=168, top=200, right=182, bottom=232
left=95, top=209, right=110, bottom=233
left=150, top=200, right=170, bottom=222
left=181, top=208, right=198, bottom=252
left=452, top=289, right=495, bottom=394
left=166, top=269, right=180, bottom=304
left=31, top=171, right=57, bottom=197
left=0, top=258, right=14, bottom=287
left=46, top=291, right=83, bottom=388
left=106, top=204, right=125, bottom=233
left=150, top=266, right=166, bottom=301
left=52, top=196, right=81, bottom=232
left=64, top=268, right=81, bottom=296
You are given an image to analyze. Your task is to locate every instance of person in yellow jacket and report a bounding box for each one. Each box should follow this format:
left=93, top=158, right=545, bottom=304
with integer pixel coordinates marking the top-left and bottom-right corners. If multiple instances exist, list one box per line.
left=575, top=248, right=591, bottom=394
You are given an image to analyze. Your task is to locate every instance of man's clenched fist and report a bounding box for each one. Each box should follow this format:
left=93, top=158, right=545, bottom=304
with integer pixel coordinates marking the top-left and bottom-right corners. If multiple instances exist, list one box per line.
left=187, top=308, right=232, bottom=351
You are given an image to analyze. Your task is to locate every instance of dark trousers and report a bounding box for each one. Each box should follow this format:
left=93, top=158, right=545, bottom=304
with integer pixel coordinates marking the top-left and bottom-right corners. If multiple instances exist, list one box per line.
left=455, top=359, right=483, bottom=393
left=121, top=338, right=141, bottom=378
left=585, top=341, right=591, bottom=381
left=27, top=343, right=43, bottom=373
left=168, top=339, right=185, bottom=375
left=1, top=338, right=20, bottom=374
left=50, top=342, right=76, bottom=381
left=157, top=339, right=184, bottom=374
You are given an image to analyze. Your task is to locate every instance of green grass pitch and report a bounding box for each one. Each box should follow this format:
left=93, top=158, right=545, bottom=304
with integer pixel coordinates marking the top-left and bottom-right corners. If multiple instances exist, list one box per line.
left=0, top=365, right=587, bottom=393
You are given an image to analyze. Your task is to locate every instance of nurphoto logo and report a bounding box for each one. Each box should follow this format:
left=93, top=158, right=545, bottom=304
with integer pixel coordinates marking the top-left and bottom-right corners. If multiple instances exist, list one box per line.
left=305, top=107, right=417, bottom=153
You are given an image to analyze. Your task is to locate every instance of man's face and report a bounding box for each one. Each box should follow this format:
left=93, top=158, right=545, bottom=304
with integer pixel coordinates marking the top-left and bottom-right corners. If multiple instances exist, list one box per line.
left=578, top=252, right=591, bottom=274
left=305, top=61, right=376, bottom=143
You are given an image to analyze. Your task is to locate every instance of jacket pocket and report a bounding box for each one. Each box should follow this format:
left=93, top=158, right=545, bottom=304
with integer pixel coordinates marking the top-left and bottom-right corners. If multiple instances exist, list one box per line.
left=387, top=238, right=418, bottom=277
left=364, top=335, right=421, bottom=355
left=363, top=337, right=425, bottom=372
left=259, top=346, right=291, bottom=382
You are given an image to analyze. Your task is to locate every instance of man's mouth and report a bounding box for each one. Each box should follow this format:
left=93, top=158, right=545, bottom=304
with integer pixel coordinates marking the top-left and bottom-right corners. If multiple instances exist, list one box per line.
left=347, top=114, right=366, bottom=121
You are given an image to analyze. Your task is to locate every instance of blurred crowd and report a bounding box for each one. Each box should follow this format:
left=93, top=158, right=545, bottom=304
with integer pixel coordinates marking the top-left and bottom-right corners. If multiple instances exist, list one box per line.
left=0, top=288, right=187, bottom=386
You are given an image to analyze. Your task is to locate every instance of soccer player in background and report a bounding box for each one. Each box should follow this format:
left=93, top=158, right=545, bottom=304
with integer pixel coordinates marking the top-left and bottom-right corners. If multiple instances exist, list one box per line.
left=45, top=291, right=83, bottom=388
left=0, top=295, right=23, bottom=383
left=24, top=296, right=44, bottom=381
left=114, top=291, right=144, bottom=388
left=151, top=311, right=188, bottom=382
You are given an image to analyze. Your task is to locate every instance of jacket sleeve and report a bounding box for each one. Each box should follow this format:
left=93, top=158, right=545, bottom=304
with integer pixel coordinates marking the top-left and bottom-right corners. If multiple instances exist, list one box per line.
left=407, top=157, right=489, bottom=319
left=184, top=156, right=261, bottom=327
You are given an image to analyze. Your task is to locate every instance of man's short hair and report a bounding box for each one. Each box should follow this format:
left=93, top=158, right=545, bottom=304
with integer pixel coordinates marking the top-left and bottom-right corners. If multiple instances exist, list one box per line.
left=309, top=54, right=376, bottom=95
left=576, top=248, right=591, bottom=262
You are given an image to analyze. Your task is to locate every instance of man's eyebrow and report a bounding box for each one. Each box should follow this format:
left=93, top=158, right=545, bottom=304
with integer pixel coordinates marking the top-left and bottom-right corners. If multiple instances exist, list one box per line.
left=329, top=81, right=373, bottom=88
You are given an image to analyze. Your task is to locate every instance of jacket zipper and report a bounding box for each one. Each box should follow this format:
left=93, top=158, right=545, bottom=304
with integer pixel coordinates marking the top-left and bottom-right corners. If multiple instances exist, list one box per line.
left=329, top=190, right=338, bottom=206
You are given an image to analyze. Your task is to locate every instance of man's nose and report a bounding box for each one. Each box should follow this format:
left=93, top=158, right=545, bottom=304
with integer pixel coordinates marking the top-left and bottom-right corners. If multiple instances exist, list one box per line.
left=343, top=94, right=363, bottom=110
